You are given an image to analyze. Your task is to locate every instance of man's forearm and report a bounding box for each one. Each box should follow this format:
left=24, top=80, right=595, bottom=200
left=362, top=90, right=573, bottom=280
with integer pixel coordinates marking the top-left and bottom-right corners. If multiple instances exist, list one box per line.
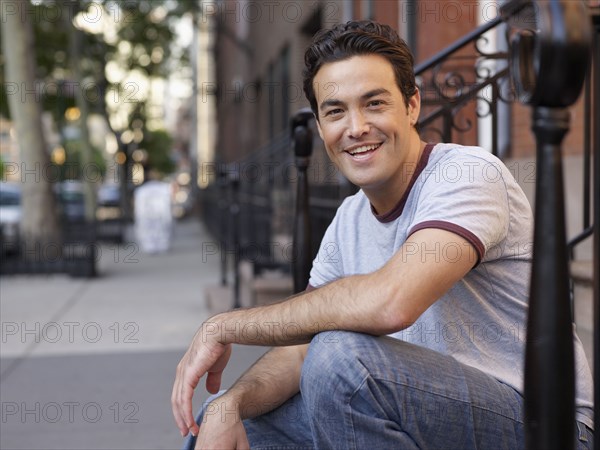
left=214, top=345, right=307, bottom=420
left=207, top=228, right=477, bottom=348
left=207, top=274, right=396, bottom=348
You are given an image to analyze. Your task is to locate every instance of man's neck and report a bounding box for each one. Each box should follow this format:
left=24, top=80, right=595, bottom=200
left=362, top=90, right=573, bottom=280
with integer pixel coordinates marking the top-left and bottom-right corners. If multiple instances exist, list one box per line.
left=366, top=139, right=427, bottom=215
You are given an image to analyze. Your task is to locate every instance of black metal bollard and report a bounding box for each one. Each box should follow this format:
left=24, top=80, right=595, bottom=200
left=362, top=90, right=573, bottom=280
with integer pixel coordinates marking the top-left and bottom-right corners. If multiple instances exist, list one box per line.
left=590, top=8, right=600, bottom=450
left=64, top=221, right=97, bottom=278
left=291, top=108, right=314, bottom=294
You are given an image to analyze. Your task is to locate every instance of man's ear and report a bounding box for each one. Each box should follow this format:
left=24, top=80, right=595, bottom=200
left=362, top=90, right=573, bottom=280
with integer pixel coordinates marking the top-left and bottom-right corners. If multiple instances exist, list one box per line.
left=408, top=87, right=421, bottom=125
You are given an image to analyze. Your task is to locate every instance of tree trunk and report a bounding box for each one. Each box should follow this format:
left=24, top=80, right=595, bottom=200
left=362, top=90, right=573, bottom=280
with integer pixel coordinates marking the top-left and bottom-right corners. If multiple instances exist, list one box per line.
left=1, top=1, right=61, bottom=254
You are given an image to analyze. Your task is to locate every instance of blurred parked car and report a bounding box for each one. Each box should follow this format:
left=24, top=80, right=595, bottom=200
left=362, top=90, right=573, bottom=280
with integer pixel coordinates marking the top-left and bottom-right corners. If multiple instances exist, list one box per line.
left=0, top=182, right=22, bottom=254
left=96, top=183, right=121, bottom=218
left=97, top=183, right=120, bottom=207
left=96, top=183, right=124, bottom=243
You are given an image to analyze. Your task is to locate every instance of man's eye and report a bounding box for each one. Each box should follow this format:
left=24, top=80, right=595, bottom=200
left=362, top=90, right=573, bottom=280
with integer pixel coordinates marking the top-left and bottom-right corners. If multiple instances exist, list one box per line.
left=325, top=108, right=342, bottom=116
left=368, top=100, right=384, bottom=107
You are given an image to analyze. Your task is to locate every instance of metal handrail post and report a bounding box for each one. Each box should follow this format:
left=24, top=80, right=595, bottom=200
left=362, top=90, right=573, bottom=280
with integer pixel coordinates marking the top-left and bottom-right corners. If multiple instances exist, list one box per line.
left=291, top=109, right=314, bottom=294
left=506, top=2, right=592, bottom=448
left=526, top=107, right=575, bottom=449
left=591, top=6, right=600, bottom=450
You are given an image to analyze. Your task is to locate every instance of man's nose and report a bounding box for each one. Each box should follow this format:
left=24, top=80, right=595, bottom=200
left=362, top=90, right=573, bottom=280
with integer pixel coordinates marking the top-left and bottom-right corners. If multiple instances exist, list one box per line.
left=346, top=110, right=370, bottom=138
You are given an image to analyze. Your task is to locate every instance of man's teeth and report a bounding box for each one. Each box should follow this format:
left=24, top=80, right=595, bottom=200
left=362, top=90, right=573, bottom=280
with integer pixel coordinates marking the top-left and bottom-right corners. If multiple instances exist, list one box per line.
left=349, top=144, right=379, bottom=155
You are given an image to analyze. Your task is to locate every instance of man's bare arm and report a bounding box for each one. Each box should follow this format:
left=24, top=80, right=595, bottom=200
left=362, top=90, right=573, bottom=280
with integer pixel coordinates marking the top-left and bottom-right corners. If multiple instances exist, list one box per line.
left=210, top=228, right=477, bottom=346
left=210, top=344, right=307, bottom=420
left=173, top=228, right=477, bottom=435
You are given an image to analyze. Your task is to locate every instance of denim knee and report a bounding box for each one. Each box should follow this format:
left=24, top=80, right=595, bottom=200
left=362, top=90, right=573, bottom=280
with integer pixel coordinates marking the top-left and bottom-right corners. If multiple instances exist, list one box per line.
left=300, top=331, right=370, bottom=399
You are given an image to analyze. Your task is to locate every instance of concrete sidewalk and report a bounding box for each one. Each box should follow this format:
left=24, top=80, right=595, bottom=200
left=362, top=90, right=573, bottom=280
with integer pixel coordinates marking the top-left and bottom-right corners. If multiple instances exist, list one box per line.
left=0, top=218, right=267, bottom=450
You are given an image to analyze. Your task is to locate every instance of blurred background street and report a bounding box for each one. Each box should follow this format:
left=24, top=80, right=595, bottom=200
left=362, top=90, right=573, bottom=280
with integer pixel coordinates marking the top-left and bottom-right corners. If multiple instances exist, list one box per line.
left=1, top=218, right=267, bottom=450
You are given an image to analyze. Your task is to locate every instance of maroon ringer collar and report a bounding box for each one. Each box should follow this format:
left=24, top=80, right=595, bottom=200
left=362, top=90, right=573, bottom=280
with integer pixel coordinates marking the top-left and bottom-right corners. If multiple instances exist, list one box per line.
left=372, top=143, right=436, bottom=223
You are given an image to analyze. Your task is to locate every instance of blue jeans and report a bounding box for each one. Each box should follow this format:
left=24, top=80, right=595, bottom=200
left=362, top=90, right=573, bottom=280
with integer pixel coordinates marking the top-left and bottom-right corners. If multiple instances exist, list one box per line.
left=184, top=331, right=593, bottom=449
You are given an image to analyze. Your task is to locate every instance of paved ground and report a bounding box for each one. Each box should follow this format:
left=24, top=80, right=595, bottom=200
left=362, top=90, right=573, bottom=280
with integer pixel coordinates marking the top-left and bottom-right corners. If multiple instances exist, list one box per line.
left=0, top=218, right=267, bottom=450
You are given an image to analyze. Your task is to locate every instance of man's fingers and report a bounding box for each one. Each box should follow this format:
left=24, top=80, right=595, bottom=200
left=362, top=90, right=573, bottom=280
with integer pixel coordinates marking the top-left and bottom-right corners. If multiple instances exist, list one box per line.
left=171, top=354, right=201, bottom=437
left=171, top=336, right=231, bottom=437
left=172, top=361, right=191, bottom=436
left=211, top=344, right=232, bottom=373
left=181, top=383, right=196, bottom=432
left=181, top=367, right=203, bottom=435
left=205, top=371, right=223, bottom=394
left=189, top=420, right=200, bottom=438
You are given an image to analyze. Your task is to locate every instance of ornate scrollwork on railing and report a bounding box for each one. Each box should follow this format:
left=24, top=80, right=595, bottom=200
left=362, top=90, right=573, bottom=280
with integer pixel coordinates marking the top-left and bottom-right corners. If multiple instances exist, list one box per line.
left=474, top=93, right=495, bottom=119
left=415, top=19, right=511, bottom=151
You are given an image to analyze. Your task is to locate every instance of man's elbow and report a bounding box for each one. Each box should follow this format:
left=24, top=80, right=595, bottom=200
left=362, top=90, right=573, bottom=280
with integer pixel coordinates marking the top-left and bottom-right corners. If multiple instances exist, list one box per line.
left=382, top=309, right=417, bottom=335
left=375, top=287, right=419, bottom=334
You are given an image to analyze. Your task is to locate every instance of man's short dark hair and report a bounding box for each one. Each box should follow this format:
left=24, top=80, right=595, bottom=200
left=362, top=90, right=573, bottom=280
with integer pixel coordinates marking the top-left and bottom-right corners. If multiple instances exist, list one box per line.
left=303, top=20, right=417, bottom=117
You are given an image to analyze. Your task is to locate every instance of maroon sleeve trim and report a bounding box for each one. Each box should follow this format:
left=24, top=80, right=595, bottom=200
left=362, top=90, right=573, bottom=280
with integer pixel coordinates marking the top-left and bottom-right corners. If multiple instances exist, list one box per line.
left=408, top=220, right=485, bottom=265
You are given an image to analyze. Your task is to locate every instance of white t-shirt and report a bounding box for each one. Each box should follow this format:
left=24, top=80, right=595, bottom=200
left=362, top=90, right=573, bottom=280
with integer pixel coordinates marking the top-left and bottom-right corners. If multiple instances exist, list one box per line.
left=308, top=143, right=594, bottom=429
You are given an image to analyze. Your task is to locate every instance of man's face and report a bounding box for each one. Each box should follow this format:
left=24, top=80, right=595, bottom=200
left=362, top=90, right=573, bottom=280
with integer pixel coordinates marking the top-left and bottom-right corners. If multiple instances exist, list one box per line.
left=313, top=54, right=421, bottom=204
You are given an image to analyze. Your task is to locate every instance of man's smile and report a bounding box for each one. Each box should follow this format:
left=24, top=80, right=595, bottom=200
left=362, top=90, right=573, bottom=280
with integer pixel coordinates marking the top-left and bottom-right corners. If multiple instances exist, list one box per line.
left=344, top=142, right=383, bottom=160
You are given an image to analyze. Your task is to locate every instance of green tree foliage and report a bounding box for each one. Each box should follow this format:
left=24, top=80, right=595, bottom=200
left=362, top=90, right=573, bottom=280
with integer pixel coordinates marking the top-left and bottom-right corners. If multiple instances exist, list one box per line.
left=0, top=0, right=196, bottom=179
left=142, top=128, right=175, bottom=175
left=53, top=139, right=106, bottom=182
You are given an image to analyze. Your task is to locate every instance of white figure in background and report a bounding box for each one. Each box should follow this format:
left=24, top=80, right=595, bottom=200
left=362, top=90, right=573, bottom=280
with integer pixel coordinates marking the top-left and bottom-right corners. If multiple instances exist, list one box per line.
left=134, top=179, right=173, bottom=254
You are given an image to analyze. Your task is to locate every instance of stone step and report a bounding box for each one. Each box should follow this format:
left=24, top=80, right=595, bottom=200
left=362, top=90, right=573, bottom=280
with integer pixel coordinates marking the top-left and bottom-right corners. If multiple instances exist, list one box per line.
left=570, top=259, right=595, bottom=372
left=253, top=275, right=293, bottom=306
left=204, top=284, right=234, bottom=315
left=570, top=260, right=593, bottom=285
left=204, top=262, right=294, bottom=315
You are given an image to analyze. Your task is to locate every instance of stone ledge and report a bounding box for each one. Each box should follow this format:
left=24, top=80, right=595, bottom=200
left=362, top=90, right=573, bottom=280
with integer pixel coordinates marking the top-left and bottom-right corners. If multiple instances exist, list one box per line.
left=204, top=284, right=233, bottom=314
left=253, top=275, right=294, bottom=306
left=570, top=260, right=593, bottom=285
left=204, top=273, right=294, bottom=313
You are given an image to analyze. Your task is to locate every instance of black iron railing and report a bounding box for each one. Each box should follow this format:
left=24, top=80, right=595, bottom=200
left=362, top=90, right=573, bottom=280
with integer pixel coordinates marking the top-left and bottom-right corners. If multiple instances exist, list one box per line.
left=415, top=14, right=509, bottom=156
left=591, top=8, right=599, bottom=450
left=200, top=131, right=295, bottom=307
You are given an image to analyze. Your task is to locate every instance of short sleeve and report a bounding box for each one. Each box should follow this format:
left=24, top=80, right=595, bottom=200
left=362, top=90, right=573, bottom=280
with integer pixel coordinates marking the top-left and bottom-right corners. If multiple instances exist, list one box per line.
left=407, top=152, right=510, bottom=263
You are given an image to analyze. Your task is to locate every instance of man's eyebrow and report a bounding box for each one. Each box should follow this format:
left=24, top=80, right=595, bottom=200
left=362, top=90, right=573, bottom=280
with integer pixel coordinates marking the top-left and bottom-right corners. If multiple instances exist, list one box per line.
left=319, top=98, right=344, bottom=111
left=362, top=88, right=392, bottom=99
left=319, top=88, right=392, bottom=111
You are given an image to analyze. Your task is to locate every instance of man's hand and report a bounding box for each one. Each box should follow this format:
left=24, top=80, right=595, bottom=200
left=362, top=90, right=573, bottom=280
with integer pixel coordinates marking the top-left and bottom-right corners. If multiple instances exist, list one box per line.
left=194, top=398, right=250, bottom=450
left=172, top=322, right=232, bottom=437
